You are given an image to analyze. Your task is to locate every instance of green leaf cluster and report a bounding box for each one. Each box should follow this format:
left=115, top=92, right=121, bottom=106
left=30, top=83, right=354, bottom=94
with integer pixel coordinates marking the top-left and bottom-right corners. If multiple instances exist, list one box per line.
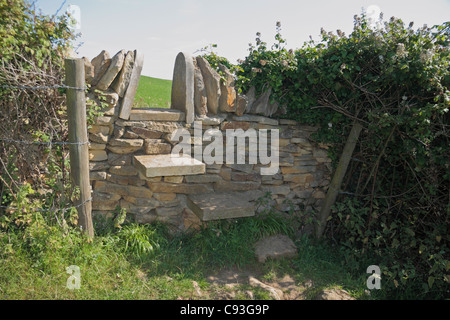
left=207, top=15, right=449, bottom=299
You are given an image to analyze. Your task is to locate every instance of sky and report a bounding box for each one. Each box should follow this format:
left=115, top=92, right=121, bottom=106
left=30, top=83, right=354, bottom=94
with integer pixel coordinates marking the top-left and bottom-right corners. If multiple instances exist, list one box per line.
left=35, top=0, right=450, bottom=80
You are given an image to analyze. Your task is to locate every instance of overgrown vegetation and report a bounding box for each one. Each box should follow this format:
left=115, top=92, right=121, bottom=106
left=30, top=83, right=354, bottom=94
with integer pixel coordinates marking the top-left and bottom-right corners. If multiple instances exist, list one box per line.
left=1, top=0, right=448, bottom=300
left=0, top=205, right=368, bottom=300
left=202, top=14, right=449, bottom=299
left=0, top=0, right=77, bottom=225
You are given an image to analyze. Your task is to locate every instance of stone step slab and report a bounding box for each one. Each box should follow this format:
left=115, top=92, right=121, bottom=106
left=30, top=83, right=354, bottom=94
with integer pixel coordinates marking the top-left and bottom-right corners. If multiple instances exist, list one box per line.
left=133, top=154, right=205, bottom=178
left=129, top=108, right=186, bottom=122
left=187, top=192, right=255, bottom=221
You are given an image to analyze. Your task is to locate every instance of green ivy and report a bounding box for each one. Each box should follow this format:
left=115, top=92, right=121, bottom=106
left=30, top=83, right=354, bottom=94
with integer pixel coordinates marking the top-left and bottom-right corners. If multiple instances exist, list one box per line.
left=204, top=16, right=449, bottom=299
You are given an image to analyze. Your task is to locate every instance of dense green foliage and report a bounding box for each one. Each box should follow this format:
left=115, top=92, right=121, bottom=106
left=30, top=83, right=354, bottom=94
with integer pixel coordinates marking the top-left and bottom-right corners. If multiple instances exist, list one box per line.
left=204, top=15, right=449, bottom=299
left=1, top=0, right=77, bottom=219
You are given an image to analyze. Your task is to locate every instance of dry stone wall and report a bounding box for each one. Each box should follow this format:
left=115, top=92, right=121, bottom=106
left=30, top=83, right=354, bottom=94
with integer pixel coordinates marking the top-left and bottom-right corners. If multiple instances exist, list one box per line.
left=85, top=51, right=332, bottom=234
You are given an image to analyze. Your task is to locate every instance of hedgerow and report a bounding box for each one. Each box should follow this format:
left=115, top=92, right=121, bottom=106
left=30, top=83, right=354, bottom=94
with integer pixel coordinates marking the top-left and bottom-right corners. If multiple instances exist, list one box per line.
left=204, top=13, right=449, bottom=299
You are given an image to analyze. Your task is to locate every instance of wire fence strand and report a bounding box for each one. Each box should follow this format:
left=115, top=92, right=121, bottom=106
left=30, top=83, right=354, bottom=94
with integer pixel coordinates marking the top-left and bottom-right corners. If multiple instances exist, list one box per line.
left=0, top=138, right=89, bottom=146
left=0, top=84, right=87, bottom=91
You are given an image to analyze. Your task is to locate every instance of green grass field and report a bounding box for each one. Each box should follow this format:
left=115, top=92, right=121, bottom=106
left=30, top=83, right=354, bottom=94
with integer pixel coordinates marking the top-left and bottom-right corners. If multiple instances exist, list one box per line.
left=133, top=75, right=172, bottom=109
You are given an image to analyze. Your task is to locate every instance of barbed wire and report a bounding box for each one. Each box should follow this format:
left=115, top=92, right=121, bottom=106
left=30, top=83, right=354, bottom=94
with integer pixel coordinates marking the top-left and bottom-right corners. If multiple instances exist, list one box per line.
left=0, top=84, right=87, bottom=91
left=0, top=138, right=89, bottom=146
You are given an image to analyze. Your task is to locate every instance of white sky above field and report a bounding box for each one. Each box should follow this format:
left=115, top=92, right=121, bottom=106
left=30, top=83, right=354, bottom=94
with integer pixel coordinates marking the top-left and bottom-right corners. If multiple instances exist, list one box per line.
left=36, top=0, right=450, bottom=80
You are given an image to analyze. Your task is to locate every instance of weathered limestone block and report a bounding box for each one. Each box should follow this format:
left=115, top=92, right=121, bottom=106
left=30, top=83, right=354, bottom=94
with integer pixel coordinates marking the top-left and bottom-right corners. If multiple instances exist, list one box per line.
left=153, top=193, right=177, bottom=202
left=123, top=130, right=139, bottom=139
left=183, top=207, right=203, bottom=231
left=249, top=87, right=271, bottom=115
left=90, top=132, right=109, bottom=144
left=119, top=50, right=144, bottom=120
left=193, top=58, right=207, bottom=116
left=129, top=109, right=186, bottom=122
left=131, top=127, right=163, bottom=139
left=185, top=174, right=222, bottom=184
left=155, top=206, right=183, bottom=217
left=194, top=114, right=225, bottom=126
left=89, top=171, right=107, bottom=181
left=89, top=150, right=108, bottom=162
left=134, top=154, right=205, bottom=178
left=123, top=196, right=160, bottom=208
left=120, top=199, right=155, bottom=215
left=283, top=173, right=314, bottom=184
left=100, top=90, right=120, bottom=106
left=109, top=165, right=137, bottom=176
left=144, top=139, right=172, bottom=155
left=94, top=181, right=153, bottom=198
left=224, top=163, right=254, bottom=174
left=218, top=167, right=232, bottom=181
left=220, top=121, right=251, bottom=131
left=232, top=114, right=278, bottom=126
left=164, top=176, right=184, bottom=184
left=244, top=86, right=256, bottom=114
left=214, top=181, right=261, bottom=192
left=96, top=49, right=125, bottom=91
left=92, top=192, right=121, bottom=211
left=261, top=185, right=291, bottom=196
left=235, top=94, right=248, bottom=117
left=148, top=182, right=213, bottom=194
left=82, top=56, right=94, bottom=83
left=90, top=161, right=110, bottom=172
left=88, top=125, right=110, bottom=135
left=231, top=172, right=260, bottom=182
left=90, top=50, right=111, bottom=87
left=106, top=173, right=145, bottom=186
left=218, top=64, right=236, bottom=113
left=135, top=212, right=158, bottom=224
left=281, top=166, right=316, bottom=174
left=196, top=56, right=221, bottom=115
left=111, top=50, right=135, bottom=97
left=107, top=138, right=143, bottom=154
left=89, top=143, right=106, bottom=150
left=171, top=52, right=195, bottom=124
left=107, top=154, right=131, bottom=166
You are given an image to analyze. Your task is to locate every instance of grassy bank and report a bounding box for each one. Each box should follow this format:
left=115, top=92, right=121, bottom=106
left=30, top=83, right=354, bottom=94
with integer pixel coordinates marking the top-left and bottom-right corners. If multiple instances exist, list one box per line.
left=133, top=75, right=172, bottom=109
left=0, top=209, right=372, bottom=300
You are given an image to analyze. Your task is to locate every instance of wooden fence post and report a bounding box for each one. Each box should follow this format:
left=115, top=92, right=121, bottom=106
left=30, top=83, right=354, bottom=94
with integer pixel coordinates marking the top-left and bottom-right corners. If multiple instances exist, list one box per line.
left=316, top=123, right=363, bottom=239
left=65, top=58, right=94, bottom=239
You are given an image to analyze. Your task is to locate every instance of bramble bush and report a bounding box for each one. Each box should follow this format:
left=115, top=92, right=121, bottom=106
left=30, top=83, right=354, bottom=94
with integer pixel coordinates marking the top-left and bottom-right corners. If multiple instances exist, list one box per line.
left=0, top=0, right=79, bottom=229
left=205, top=14, right=449, bottom=298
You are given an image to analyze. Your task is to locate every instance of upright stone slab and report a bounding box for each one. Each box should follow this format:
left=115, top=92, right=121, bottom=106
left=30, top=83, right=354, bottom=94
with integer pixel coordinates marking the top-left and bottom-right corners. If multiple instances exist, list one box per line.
left=196, top=56, right=221, bottom=115
left=119, top=50, right=144, bottom=120
left=193, top=58, right=207, bottom=116
left=244, top=86, right=256, bottom=114
left=96, top=49, right=126, bottom=91
left=111, top=50, right=135, bottom=97
left=171, top=52, right=195, bottom=124
left=249, top=87, right=271, bottom=115
left=218, top=64, right=236, bottom=113
left=90, top=50, right=111, bottom=87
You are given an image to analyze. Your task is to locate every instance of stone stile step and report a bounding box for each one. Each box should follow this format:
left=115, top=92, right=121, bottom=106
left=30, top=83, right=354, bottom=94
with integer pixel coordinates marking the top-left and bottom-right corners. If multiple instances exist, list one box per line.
left=187, top=192, right=255, bottom=221
left=133, top=154, right=205, bottom=178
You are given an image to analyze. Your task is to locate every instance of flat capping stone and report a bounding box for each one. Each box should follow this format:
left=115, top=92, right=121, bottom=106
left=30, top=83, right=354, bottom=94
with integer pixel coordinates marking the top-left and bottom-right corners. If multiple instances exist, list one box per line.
left=187, top=192, right=255, bottom=221
left=129, top=108, right=186, bottom=122
left=133, top=154, right=205, bottom=178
